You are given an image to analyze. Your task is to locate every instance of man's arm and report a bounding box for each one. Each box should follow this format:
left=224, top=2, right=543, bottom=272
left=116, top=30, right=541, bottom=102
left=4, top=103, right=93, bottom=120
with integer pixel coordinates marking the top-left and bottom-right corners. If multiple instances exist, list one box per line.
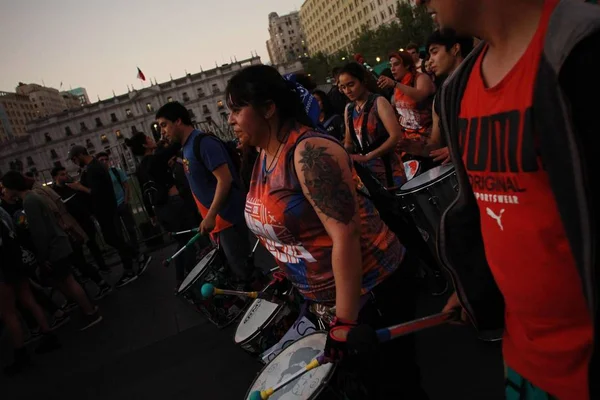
left=197, top=137, right=234, bottom=233
left=293, top=137, right=363, bottom=321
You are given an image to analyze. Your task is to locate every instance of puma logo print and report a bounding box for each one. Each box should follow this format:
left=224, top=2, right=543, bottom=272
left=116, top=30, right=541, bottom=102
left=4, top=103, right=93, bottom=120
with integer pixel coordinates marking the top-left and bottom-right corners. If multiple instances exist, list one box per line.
left=486, top=207, right=505, bottom=231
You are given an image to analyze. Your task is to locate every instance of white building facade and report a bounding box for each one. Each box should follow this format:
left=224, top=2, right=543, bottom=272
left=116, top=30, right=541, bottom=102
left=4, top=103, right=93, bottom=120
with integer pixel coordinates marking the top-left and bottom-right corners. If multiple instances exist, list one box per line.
left=0, top=57, right=263, bottom=181
left=266, top=12, right=308, bottom=65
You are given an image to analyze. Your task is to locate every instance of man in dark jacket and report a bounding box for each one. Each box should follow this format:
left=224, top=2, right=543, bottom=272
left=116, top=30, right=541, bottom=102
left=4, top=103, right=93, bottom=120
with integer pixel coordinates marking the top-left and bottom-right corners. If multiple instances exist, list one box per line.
left=419, top=0, right=600, bottom=398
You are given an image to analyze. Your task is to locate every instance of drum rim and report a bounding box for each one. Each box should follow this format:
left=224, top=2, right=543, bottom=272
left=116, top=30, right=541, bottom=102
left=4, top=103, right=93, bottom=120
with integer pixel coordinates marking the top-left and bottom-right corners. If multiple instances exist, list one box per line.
left=234, top=299, right=288, bottom=345
left=244, top=331, right=337, bottom=400
left=397, top=164, right=456, bottom=194
left=177, top=248, right=218, bottom=294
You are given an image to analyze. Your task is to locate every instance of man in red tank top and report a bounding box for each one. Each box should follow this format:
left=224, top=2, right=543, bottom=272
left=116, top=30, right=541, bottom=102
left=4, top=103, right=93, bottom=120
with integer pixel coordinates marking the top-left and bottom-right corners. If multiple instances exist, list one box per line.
left=419, top=0, right=599, bottom=398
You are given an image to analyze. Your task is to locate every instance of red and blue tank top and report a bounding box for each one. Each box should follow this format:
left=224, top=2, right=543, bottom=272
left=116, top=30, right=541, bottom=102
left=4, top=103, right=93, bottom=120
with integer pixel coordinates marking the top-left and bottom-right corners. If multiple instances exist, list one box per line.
left=349, top=95, right=407, bottom=188
left=245, top=125, right=403, bottom=303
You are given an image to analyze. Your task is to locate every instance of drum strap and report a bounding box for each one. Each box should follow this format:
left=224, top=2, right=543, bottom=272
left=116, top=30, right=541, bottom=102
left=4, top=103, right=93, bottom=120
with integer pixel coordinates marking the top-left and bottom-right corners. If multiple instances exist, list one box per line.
left=346, top=94, right=395, bottom=187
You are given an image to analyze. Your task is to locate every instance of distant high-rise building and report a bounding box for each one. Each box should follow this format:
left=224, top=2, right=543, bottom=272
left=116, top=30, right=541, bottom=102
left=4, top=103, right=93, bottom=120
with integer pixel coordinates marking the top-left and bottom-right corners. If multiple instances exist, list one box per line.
left=0, top=91, right=36, bottom=142
left=61, top=92, right=81, bottom=109
left=300, top=0, right=408, bottom=55
left=266, top=12, right=308, bottom=65
left=16, top=82, right=67, bottom=118
left=66, top=87, right=90, bottom=106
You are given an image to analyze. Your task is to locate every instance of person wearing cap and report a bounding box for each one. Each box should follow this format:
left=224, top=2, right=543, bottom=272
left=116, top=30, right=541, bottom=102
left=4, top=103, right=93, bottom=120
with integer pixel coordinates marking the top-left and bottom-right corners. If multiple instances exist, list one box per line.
left=66, top=145, right=144, bottom=288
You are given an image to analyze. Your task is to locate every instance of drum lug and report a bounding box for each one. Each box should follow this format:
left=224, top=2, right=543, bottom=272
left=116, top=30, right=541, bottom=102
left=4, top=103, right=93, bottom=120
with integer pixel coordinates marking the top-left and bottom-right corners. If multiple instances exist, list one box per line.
left=403, top=204, right=416, bottom=213
left=452, top=182, right=459, bottom=192
left=429, top=195, right=439, bottom=207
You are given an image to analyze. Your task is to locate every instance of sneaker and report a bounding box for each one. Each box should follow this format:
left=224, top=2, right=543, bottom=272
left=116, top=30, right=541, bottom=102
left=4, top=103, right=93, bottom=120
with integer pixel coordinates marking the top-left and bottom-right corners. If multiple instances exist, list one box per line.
left=24, top=329, right=43, bottom=345
left=35, top=333, right=62, bottom=354
left=115, top=272, right=138, bottom=288
left=3, top=348, right=31, bottom=376
left=93, top=284, right=112, bottom=301
left=61, top=300, right=78, bottom=313
left=80, top=307, right=103, bottom=331
left=137, top=254, right=152, bottom=276
left=50, top=314, right=71, bottom=331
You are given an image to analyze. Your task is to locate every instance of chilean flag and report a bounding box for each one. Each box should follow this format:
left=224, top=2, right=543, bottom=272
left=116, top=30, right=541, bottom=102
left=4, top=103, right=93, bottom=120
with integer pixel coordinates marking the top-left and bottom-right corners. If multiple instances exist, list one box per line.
left=137, top=67, right=146, bottom=81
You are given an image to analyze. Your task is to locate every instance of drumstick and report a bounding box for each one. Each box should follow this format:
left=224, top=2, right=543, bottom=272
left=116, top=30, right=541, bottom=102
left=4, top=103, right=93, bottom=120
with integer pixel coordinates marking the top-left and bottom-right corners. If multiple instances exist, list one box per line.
left=348, top=310, right=459, bottom=353
left=169, top=228, right=199, bottom=236
left=162, top=232, right=203, bottom=268
left=248, top=355, right=327, bottom=400
left=201, top=283, right=266, bottom=300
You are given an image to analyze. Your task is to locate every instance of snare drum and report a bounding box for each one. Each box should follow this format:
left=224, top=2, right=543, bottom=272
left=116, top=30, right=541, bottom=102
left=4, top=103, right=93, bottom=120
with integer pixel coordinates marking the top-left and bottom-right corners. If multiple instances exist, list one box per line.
left=245, top=332, right=341, bottom=400
left=396, top=164, right=458, bottom=254
left=178, top=248, right=248, bottom=328
left=235, top=298, right=299, bottom=360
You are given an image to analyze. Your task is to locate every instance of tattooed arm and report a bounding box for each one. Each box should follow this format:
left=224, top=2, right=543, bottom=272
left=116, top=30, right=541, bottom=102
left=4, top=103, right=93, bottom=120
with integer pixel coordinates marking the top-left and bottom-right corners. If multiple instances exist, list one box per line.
left=294, top=137, right=363, bottom=321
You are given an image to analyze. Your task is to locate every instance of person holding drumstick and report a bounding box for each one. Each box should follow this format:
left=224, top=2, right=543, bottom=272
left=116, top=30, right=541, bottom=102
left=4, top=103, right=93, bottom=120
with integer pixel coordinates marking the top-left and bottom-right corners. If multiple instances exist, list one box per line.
left=226, top=64, right=428, bottom=399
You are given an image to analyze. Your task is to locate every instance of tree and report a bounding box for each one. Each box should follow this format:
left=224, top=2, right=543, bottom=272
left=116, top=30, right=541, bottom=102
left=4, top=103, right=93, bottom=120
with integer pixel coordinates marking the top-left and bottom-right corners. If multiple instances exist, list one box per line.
left=395, top=0, right=435, bottom=48
left=303, top=52, right=332, bottom=84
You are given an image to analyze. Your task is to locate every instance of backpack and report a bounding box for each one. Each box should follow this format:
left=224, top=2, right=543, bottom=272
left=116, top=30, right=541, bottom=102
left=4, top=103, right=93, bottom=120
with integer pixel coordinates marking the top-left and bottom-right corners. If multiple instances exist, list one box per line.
left=193, top=132, right=242, bottom=178
left=345, top=94, right=395, bottom=187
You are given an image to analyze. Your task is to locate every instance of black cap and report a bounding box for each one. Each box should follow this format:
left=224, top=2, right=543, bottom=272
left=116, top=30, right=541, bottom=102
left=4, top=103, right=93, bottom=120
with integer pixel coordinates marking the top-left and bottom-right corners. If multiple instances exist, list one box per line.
left=66, top=145, right=88, bottom=161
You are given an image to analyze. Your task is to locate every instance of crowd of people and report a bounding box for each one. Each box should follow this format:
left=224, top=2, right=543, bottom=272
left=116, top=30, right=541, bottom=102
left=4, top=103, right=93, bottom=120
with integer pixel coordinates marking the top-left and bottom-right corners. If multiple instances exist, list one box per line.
left=1, top=1, right=599, bottom=399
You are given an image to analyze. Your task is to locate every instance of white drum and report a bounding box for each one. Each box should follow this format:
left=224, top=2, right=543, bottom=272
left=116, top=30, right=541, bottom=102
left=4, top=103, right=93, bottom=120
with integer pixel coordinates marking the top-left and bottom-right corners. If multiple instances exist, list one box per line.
left=177, top=248, right=247, bottom=328
left=403, top=159, right=421, bottom=181
left=234, top=298, right=299, bottom=361
left=245, top=332, right=339, bottom=400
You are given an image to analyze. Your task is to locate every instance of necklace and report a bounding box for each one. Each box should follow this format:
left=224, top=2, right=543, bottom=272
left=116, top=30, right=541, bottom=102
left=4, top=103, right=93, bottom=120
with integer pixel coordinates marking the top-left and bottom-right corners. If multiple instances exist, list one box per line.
left=355, top=99, right=367, bottom=113
left=262, top=141, right=285, bottom=184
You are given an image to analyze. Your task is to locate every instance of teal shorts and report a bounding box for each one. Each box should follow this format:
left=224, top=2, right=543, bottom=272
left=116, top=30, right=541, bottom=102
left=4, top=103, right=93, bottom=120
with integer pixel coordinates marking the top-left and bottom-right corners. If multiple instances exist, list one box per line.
left=505, top=367, right=556, bottom=400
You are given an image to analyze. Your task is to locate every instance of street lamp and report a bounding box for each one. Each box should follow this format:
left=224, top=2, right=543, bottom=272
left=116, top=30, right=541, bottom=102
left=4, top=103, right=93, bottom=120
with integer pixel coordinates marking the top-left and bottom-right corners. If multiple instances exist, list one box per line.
left=399, top=48, right=404, bottom=52
left=342, top=56, right=346, bottom=61
left=376, top=57, right=381, bottom=63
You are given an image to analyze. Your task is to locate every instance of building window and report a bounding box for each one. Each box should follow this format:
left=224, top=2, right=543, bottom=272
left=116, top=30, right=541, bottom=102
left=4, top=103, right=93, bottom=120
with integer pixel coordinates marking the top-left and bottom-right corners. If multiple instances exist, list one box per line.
left=217, top=100, right=224, bottom=110
left=50, top=149, right=59, bottom=159
left=86, top=139, right=94, bottom=149
left=126, top=108, right=133, bottom=118
left=182, top=92, right=190, bottom=102
left=100, top=134, right=109, bottom=144
left=167, top=96, right=173, bottom=102
left=110, top=113, right=118, bottom=122
left=53, top=161, right=63, bottom=168
left=202, top=105, right=210, bottom=114
left=131, top=126, right=138, bottom=134
left=197, top=88, right=205, bottom=97
left=188, top=109, right=196, bottom=119
left=26, top=156, right=35, bottom=166
left=211, top=83, right=220, bottom=94
left=115, top=130, right=123, bottom=140
left=95, top=117, right=103, bottom=127
left=65, top=126, right=72, bottom=136
left=146, top=103, right=153, bottom=113
left=80, top=122, right=88, bottom=131
left=44, top=132, right=52, bottom=142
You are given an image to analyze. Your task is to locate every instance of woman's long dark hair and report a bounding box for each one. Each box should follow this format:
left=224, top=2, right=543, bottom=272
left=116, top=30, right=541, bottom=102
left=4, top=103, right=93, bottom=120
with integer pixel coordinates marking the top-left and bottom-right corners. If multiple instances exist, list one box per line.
left=311, top=89, right=336, bottom=120
left=338, top=62, right=380, bottom=95
left=226, top=65, right=315, bottom=141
